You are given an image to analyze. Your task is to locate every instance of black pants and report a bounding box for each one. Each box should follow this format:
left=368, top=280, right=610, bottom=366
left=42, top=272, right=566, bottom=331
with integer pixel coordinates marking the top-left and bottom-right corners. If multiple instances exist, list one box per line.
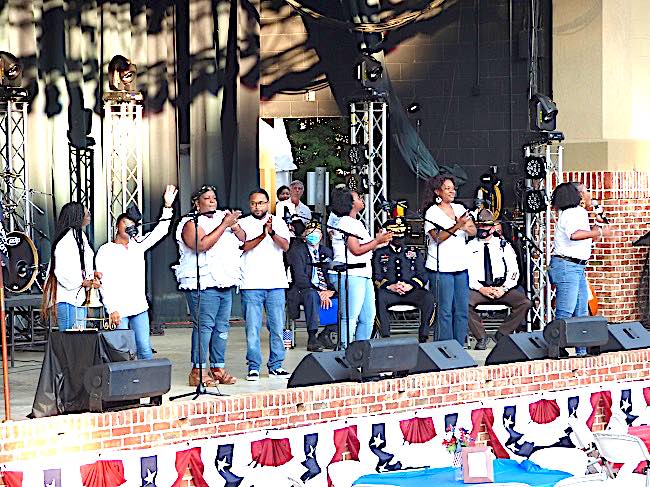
left=376, top=287, right=436, bottom=339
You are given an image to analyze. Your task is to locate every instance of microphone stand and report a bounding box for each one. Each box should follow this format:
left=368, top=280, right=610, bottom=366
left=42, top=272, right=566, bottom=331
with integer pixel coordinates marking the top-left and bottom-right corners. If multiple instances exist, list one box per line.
left=171, top=209, right=225, bottom=401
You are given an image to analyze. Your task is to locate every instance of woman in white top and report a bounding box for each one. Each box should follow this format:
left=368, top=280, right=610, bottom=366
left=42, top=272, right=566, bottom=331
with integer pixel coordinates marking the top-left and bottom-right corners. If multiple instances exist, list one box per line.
left=329, top=188, right=393, bottom=346
left=96, top=185, right=177, bottom=360
left=424, top=174, right=476, bottom=345
left=549, top=182, right=612, bottom=356
left=41, top=202, right=100, bottom=330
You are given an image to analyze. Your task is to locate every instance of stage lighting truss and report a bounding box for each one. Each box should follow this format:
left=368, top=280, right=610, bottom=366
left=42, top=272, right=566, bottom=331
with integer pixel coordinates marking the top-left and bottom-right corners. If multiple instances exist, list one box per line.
left=524, top=141, right=563, bottom=331
left=525, top=155, right=546, bottom=180
left=104, top=101, right=143, bottom=239
left=350, top=100, right=388, bottom=233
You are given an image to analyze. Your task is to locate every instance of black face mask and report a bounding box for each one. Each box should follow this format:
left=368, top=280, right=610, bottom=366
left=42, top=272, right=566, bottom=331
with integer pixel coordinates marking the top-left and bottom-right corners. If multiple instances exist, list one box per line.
left=476, top=228, right=491, bottom=239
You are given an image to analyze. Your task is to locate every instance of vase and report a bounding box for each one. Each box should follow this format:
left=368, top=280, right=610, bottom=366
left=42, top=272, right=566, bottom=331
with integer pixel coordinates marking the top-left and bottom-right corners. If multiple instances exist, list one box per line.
left=453, top=449, right=463, bottom=481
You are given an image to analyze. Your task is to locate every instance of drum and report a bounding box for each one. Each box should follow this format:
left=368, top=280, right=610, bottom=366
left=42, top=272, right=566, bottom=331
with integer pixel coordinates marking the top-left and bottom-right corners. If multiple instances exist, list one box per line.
left=3, top=231, right=38, bottom=292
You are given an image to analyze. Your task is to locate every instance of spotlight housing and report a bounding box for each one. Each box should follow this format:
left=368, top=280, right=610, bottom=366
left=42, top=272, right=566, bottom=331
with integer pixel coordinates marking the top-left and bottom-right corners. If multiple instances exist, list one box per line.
left=524, top=190, right=547, bottom=213
left=530, top=93, right=558, bottom=131
left=524, top=155, right=546, bottom=180
left=406, top=102, right=421, bottom=114
left=356, top=53, right=383, bottom=85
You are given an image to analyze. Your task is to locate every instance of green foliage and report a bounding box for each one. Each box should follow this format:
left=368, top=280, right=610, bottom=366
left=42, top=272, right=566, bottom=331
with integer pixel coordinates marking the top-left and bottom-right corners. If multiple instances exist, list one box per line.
left=285, top=117, right=350, bottom=185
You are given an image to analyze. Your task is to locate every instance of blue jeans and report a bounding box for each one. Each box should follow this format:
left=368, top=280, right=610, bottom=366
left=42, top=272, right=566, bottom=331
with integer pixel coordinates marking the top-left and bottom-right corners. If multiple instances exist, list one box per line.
left=548, top=256, right=588, bottom=355
left=186, top=287, right=233, bottom=368
left=56, top=303, right=87, bottom=331
left=428, top=270, right=469, bottom=346
left=331, top=275, right=375, bottom=347
left=117, top=311, right=152, bottom=360
left=241, top=289, right=286, bottom=372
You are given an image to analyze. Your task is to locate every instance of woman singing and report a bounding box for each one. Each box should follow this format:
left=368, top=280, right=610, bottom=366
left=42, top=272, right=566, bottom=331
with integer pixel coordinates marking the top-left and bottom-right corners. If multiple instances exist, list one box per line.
left=41, top=203, right=100, bottom=330
left=423, top=174, right=476, bottom=345
left=549, top=182, right=612, bottom=356
left=329, top=188, right=392, bottom=346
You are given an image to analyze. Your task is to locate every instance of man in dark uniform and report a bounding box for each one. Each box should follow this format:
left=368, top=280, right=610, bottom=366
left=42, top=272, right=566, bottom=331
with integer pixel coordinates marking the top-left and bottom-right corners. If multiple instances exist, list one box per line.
left=372, top=217, right=436, bottom=343
left=287, top=221, right=337, bottom=352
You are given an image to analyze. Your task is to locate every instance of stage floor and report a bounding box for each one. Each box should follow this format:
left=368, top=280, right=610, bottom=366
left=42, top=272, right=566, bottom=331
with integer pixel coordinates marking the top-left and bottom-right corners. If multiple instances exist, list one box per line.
left=1, top=325, right=493, bottom=420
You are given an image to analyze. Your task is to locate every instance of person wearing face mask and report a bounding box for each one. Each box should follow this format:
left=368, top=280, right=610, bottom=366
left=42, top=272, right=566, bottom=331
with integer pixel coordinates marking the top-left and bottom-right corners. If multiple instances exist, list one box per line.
left=174, top=185, right=246, bottom=387
left=372, top=217, right=435, bottom=343
left=96, top=185, right=177, bottom=360
left=467, top=209, right=531, bottom=350
left=286, top=221, right=337, bottom=352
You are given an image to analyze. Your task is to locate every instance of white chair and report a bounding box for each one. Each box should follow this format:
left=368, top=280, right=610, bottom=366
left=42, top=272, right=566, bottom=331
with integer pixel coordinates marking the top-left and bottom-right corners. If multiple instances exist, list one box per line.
left=555, top=474, right=614, bottom=487
left=529, top=447, right=590, bottom=476
left=568, top=417, right=603, bottom=474
left=606, top=410, right=629, bottom=433
left=328, top=460, right=374, bottom=487
left=593, top=432, right=650, bottom=487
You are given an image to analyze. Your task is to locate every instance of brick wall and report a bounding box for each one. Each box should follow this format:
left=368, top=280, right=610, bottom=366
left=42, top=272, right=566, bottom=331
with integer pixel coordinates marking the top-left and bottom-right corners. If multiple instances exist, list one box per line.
left=564, top=171, right=650, bottom=323
left=2, top=349, right=650, bottom=485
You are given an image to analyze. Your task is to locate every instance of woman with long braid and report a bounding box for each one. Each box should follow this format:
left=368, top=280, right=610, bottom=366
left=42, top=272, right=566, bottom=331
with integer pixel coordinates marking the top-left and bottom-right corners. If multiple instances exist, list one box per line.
left=41, top=202, right=100, bottom=330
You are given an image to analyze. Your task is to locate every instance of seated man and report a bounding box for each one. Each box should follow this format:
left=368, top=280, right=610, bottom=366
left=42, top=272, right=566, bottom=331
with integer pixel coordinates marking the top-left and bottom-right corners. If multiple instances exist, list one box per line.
left=372, top=218, right=436, bottom=343
left=467, top=209, right=532, bottom=350
left=287, top=221, right=337, bottom=352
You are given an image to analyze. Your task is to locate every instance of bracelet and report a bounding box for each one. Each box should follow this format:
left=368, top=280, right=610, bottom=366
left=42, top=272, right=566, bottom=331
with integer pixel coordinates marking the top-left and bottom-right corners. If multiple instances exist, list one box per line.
left=268, top=229, right=276, bottom=237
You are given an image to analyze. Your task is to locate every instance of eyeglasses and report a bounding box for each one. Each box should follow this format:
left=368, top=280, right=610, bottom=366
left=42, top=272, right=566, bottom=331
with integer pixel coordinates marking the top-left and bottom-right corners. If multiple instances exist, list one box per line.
left=250, top=201, right=268, bottom=207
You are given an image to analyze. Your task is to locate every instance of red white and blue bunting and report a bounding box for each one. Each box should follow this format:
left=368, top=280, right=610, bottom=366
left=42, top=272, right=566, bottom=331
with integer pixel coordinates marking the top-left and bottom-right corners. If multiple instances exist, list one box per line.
left=3, top=380, right=650, bottom=487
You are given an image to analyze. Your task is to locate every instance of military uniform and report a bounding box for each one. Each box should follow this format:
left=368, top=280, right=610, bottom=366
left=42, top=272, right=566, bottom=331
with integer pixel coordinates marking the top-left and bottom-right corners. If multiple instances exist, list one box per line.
left=372, top=243, right=436, bottom=341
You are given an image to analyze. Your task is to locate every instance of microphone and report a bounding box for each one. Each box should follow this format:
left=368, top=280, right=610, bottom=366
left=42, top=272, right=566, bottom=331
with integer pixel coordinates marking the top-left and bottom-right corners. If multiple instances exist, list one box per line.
left=591, top=199, right=609, bottom=224
left=125, top=225, right=139, bottom=238
left=377, top=194, right=396, bottom=212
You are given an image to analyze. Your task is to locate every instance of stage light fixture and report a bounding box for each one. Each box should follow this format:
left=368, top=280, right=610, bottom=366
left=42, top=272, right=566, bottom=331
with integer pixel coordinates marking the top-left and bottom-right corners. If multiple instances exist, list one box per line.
left=103, top=54, right=143, bottom=103
left=406, top=102, right=421, bottom=114
left=356, top=53, right=383, bottom=84
left=345, top=144, right=366, bottom=167
left=0, top=51, right=27, bottom=101
left=530, top=93, right=558, bottom=131
left=524, top=155, right=546, bottom=180
left=524, top=190, right=547, bottom=213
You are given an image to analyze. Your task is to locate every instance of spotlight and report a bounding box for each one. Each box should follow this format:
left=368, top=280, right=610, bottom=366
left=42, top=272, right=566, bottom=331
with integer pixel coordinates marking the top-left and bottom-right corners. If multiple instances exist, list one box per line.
left=103, top=55, right=143, bottom=103
left=524, top=190, right=547, bottom=213
left=524, top=155, right=546, bottom=180
left=0, top=51, right=27, bottom=101
left=530, top=93, right=558, bottom=131
left=356, top=53, right=383, bottom=85
left=406, top=102, right=421, bottom=114
left=345, top=144, right=367, bottom=167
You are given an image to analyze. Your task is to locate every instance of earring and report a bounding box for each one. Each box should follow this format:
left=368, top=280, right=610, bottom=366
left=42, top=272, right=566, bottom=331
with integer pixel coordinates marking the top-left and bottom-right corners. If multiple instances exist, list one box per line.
left=435, top=195, right=442, bottom=204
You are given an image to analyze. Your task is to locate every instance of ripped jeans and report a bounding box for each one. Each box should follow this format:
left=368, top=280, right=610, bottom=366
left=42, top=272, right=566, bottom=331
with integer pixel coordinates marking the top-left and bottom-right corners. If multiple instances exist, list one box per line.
left=185, top=287, right=234, bottom=368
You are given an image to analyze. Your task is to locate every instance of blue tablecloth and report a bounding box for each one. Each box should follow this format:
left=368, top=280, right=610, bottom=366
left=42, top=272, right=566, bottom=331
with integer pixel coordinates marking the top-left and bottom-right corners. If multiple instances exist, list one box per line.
left=354, top=459, right=572, bottom=487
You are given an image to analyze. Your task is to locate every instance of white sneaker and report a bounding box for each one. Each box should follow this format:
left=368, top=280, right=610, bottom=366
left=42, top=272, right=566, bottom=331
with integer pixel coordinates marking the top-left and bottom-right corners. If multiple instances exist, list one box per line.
left=269, top=367, right=290, bottom=378
left=246, top=370, right=260, bottom=381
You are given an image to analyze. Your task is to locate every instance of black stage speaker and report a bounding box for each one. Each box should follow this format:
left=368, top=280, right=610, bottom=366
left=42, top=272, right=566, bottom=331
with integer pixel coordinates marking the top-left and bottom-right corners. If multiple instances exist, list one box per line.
left=594, top=322, right=650, bottom=353
left=544, top=316, right=609, bottom=358
left=413, top=340, right=477, bottom=373
left=485, top=331, right=548, bottom=365
left=345, top=337, right=419, bottom=380
left=288, top=351, right=351, bottom=388
left=84, top=358, right=172, bottom=412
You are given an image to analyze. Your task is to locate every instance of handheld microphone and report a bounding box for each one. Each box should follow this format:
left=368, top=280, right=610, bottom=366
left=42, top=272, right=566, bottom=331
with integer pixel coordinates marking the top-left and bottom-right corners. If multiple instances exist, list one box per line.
left=283, top=206, right=293, bottom=225
left=125, top=225, right=138, bottom=238
left=377, top=194, right=395, bottom=212
left=591, top=199, right=609, bottom=224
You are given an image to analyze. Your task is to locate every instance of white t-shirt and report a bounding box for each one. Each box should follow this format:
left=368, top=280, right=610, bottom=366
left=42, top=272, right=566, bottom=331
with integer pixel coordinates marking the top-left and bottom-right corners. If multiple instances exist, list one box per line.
left=238, top=214, right=291, bottom=289
left=424, top=203, right=470, bottom=272
left=53, top=229, right=95, bottom=306
left=96, top=207, right=173, bottom=316
left=553, top=206, right=592, bottom=261
left=331, top=215, right=373, bottom=278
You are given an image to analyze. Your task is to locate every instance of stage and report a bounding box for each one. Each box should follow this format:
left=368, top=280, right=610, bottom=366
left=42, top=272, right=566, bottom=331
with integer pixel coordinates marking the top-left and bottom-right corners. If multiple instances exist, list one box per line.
left=1, top=324, right=495, bottom=421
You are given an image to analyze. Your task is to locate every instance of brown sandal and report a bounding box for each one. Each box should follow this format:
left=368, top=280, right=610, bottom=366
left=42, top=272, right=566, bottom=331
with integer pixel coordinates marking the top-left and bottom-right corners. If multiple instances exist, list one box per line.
left=188, top=368, right=218, bottom=387
left=210, top=367, right=237, bottom=384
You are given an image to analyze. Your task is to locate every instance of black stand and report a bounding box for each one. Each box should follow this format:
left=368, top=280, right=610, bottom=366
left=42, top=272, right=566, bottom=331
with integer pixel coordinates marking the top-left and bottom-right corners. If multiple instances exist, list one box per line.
left=171, top=210, right=225, bottom=401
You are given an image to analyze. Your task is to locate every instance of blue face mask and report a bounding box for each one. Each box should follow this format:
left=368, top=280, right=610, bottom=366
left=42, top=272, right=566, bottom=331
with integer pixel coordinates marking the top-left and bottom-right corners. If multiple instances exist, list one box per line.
left=305, top=233, right=321, bottom=246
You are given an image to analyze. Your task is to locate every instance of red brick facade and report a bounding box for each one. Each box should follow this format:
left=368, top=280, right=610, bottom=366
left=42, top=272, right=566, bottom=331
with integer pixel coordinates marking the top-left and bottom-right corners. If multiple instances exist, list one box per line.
left=1, top=349, right=650, bottom=486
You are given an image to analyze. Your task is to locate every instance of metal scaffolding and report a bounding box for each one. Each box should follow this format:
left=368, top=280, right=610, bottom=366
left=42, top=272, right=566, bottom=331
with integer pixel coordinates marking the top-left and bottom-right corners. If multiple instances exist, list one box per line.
left=69, top=144, right=94, bottom=240
left=103, top=102, right=143, bottom=239
left=0, top=100, right=30, bottom=236
left=524, top=142, right=563, bottom=329
left=349, top=100, right=388, bottom=232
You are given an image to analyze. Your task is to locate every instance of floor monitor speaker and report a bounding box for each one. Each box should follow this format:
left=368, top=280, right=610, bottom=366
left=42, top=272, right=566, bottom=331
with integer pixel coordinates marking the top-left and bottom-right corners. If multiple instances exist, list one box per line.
left=595, top=322, right=650, bottom=353
left=287, top=351, right=351, bottom=388
left=485, top=331, right=548, bottom=365
left=414, top=340, right=477, bottom=373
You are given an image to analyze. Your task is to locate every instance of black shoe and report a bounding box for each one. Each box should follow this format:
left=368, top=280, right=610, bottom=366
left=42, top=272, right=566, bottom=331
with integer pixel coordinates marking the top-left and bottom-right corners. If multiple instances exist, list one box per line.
left=493, top=331, right=505, bottom=342
left=474, top=337, right=489, bottom=350
left=307, top=339, right=324, bottom=352
left=418, top=335, right=429, bottom=344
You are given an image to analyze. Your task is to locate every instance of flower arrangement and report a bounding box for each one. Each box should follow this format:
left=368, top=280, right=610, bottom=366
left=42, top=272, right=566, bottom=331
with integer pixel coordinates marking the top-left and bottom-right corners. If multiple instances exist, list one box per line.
left=442, top=425, right=475, bottom=454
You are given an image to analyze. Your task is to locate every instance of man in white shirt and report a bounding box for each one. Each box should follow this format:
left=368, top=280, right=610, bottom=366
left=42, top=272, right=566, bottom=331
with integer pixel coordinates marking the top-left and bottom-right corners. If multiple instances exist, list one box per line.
left=96, top=185, right=178, bottom=359
left=239, top=188, right=291, bottom=381
left=275, top=180, right=312, bottom=235
left=467, top=210, right=531, bottom=349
